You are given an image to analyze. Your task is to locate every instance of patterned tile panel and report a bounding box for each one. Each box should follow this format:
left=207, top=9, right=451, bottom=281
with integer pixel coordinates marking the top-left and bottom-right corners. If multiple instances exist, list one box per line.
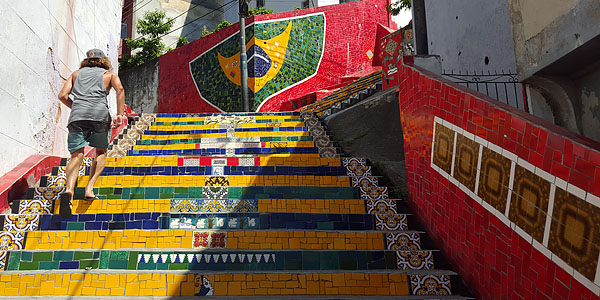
left=410, top=274, right=452, bottom=295
left=170, top=199, right=258, bottom=213
left=477, top=147, right=511, bottom=213
left=3, top=215, right=39, bottom=232
left=549, top=187, right=600, bottom=281
left=386, top=232, right=422, bottom=251
left=396, top=250, right=434, bottom=270
left=432, top=122, right=455, bottom=174
left=508, top=165, right=550, bottom=243
left=453, top=134, right=480, bottom=191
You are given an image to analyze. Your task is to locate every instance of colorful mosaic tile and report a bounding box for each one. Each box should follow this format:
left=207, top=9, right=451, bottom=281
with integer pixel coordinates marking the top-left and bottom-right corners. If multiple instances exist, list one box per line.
left=0, top=232, right=25, bottom=250
left=342, top=157, right=372, bottom=177
left=189, top=14, right=325, bottom=111
left=3, top=214, right=39, bottom=232
left=410, top=274, right=452, bottom=295
left=386, top=232, right=422, bottom=251
left=205, top=176, right=229, bottom=186
left=202, top=187, right=228, bottom=199
left=549, top=187, right=600, bottom=281
left=453, top=134, right=480, bottom=191
left=18, top=199, right=53, bottom=215
left=508, top=165, right=550, bottom=243
left=366, top=198, right=398, bottom=215
left=170, top=199, right=258, bottom=213
left=396, top=250, right=434, bottom=270
left=477, top=147, right=511, bottom=213
left=192, top=232, right=226, bottom=249
left=432, top=123, right=455, bottom=174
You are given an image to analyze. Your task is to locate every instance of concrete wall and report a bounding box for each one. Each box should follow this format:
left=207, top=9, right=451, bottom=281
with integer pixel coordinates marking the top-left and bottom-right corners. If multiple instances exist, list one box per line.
left=131, top=0, right=225, bottom=47
left=0, top=0, right=122, bottom=177
left=507, top=0, right=600, bottom=79
left=120, top=58, right=160, bottom=114
left=424, top=0, right=517, bottom=73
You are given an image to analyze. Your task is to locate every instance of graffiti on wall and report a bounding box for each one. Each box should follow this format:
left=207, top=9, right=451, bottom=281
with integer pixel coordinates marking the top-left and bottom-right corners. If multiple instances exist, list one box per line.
left=189, top=13, right=326, bottom=112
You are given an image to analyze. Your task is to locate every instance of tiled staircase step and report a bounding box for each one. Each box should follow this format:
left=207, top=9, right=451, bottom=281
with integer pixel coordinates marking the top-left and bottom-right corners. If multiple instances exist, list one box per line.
left=0, top=269, right=463, bottom=297
left=4, top=249, right=448, bottom=272
left=133, top=135, right=315, bottom=145
left=22, top=186, right=363, bottom=201
left=156, top=111, right=300, bottom=117
left=131, top=140, right=316, bottom=151
left=1, top=212, right=421, bottom=232
left=23, top=229, right=427, bottom=251
left=60, top=155, right=343, bottom=168
left=14, top=197, right=407, bottom=215
left=143, top=126, right=308, bottom=135
left=147, top=121, right=306, bottom=130
left=0, top=296, right=475, bottom=300
left=128, top=147, right=324, bottom=156
left=47, top=165, right=352, bottom=178
left=139, top=131, right=311, bottom=141
left=152, top=117, right=305, bottom=125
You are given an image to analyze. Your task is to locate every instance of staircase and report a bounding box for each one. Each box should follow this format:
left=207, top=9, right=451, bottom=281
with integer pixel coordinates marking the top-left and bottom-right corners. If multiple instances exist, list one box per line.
left=0, top=111, right=471, bottom=298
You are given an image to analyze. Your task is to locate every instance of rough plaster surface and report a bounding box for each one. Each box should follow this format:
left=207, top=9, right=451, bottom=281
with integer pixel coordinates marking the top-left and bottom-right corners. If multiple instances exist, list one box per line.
left=121, top=58, right=160, bottom=114
left=424, top=0, right=517, bottom=73
left=0, top=0, right=122, bottom=177
left=509, top=0, right=600, bottom=79
left=323, top=88, right=409, bottom=199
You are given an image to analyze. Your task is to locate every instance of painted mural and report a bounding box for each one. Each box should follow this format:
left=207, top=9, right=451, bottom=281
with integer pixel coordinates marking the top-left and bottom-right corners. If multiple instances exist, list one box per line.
left=189, top=13, right=326, bottom=112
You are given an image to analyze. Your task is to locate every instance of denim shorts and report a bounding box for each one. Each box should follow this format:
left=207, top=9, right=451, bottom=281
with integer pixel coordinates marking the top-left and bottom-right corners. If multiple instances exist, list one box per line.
left=67, top=121, right=111, bottom=153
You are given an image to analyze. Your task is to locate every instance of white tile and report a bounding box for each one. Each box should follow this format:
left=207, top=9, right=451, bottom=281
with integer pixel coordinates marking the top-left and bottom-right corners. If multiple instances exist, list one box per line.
left=517, top=157, right=535, bottom=173
left=494, top=209, right=511, bottom=227
left=212, top=158, right=227, bottom=166
left=442, top=119, right=452, bottom=128
left=555, top=177, right=567, bottom=190
left=532, top=239, right=552, bottom=258
left=596, top=251, right=600, bottom=286
left=452, top=124, right=463, bottom=135
left=480, top=200, right=495, bottom=215
left=514, top=225, right=533, bottom=244
left=472, top=193, right=483, bottom=205
left=587, top=192, right=600, bottom=209
left=567, top=183, right=586, bottom=200
left=535, top=167, right=555, bottom=184
left=488, top=142, right=502, bottom=155
left=475, top=136, right=489, bottom=147
left=551, top=253, right=574, bottom=276
left=463, top=130, right=475, bottom=141
left=543, top=185, right=556, bottom=247
left=431, top=163, right=440, bottom=173
left=474, top=145, right=483, bottom=195
left=434, top=116, right=443, bottom=125
left=450, top=132, right=458, bottom=177
left=459, top=183, right=471, bottom=195
left=573, top=271, right=599, bottom=296
left=502, top=149, right=518, bottom=163
left=448, top=176, right=459, bottom=186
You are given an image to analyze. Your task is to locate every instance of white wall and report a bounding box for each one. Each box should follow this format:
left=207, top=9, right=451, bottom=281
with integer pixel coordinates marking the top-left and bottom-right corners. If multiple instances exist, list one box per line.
left=0, top=0, right=122, bottom=177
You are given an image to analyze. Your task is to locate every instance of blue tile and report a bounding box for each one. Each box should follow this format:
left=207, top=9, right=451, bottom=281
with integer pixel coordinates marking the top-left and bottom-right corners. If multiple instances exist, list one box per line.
left=59, top=261, right=79, bottom=269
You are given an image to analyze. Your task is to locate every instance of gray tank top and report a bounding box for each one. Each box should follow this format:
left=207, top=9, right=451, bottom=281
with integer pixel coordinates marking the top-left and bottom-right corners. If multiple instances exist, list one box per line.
left=67, top=67, right=111, bottom=125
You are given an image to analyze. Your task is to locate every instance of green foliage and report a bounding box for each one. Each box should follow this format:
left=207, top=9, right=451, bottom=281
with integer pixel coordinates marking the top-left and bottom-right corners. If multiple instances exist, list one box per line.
left=201, top=25, right=211, bottom=37
left=248, top=7, right=273, bottom=16
left=386, top=0, right=411, bottom=16
left=176, top=36, right=189, bottom=48
left=120, top=9, right=174, bottom=71
left=215, top=20, right=232, bottom=31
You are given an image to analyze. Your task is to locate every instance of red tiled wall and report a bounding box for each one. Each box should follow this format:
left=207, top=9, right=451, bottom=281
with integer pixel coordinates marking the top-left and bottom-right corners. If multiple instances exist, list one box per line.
left=157, top=0, right=390, bottom=113
left=396, top=56, right=600, bottom=299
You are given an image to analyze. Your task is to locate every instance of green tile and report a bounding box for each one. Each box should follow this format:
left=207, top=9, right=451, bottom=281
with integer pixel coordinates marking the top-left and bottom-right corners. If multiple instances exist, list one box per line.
left=320, top=252, right=338, bottom=270
left=174, top=187, right=189, bottom=194
left=20, top=251, right=32, bottom=262
left=79, top=260, right=99, bottom=269
left=99, top=251, right=109, bottom=269
left=39, top=261, right=59, bottom=270
left=131, top=193, right=145, bottom=200
left=146, top=187, right=160, bottom=199
left=110, top=251, right=128, bottom=260
left=98, top=188, right=113, bottom=195
left=33, top=252, right=53, bottom=262
left=19, top=262, right=39, bottom=270
left=189, top=187, right=203, bottom=198
left=93, top=251, right=101, bottom=259
left=107, top=194, right=121, bottom=200
left=121, top=188, right=130, bottom=198
left=138, top=263, right=156, bottom=270
left=160, top=187, right=174, bottom=193
left=160, top=193, right=174, bottom=198
left=108, top=260, right=128, bottom=269
left=73, top=251, right=93, bottom=260
left=128, top=252, right=139, bottom=270
left=228, top=187, right=241, bottom=199
left=66, top=222, right=85, bottom=230
left=168, top=263, right=188, bottom=270
left=130, top=187, right=145, bottom=194
left=7, top=252, right=21, bottom=271
left=53, top=251, right=73, bottom=261
left=317, top=222, right=334, bottom=230
left=156, top=263, right=169, bottom=270
left=173, top=194, right=188, bottom=199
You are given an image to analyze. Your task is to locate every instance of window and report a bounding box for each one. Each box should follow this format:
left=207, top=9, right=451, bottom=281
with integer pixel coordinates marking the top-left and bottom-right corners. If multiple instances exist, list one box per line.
left=257, top=0, right=265, bottom=7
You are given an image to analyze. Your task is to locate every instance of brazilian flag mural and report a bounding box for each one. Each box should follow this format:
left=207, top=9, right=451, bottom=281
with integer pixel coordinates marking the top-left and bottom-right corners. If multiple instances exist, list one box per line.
left=189, top=13, right=326, bottom=112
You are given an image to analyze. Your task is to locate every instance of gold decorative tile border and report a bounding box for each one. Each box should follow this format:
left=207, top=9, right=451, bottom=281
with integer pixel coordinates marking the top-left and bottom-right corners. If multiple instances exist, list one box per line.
left=430, top=116, right=600, bottom=295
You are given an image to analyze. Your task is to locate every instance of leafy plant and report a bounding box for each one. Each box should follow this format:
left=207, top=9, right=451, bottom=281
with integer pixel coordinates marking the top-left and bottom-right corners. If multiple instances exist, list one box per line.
left=120, top=9, right=174, bottom=70
left=386, top=0, right=411, bottom=16
left=176, top=36, right=189, bottom=48
left=248, top=7, right=273, bottom=16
